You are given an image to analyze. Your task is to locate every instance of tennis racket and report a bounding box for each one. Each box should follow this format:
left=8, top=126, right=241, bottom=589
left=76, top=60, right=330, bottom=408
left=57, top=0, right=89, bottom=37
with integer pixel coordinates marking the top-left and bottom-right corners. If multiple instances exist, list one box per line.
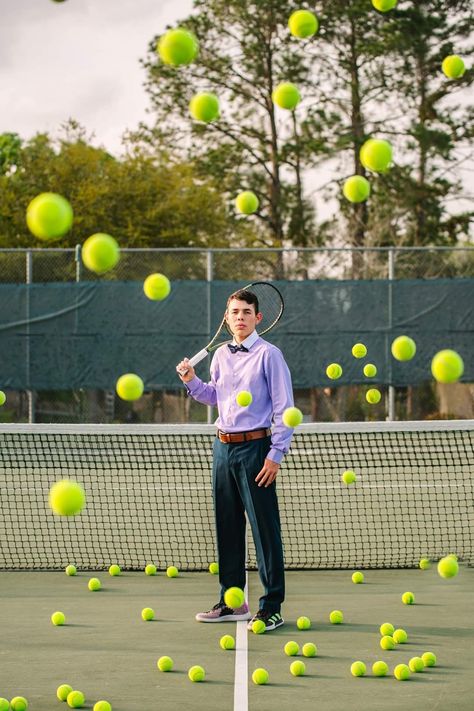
left=177, top=281, right=284, bottom=375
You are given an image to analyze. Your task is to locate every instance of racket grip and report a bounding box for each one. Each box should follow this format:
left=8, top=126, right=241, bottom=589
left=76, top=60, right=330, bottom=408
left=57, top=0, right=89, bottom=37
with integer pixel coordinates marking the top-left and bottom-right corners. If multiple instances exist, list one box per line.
left=189, top=349, right=209, bottom=367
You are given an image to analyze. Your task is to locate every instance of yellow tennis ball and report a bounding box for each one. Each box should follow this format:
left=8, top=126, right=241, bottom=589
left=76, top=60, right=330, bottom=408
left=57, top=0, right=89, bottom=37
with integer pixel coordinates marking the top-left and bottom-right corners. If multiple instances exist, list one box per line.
left=366, top=388, right=381, bottom=404
left=220, top=634, right=235, bottom=650
left=284, top=641, right=299, bottom=656
left=157, top=28, right=198, bottom=66
left=437, top=556, right=459, bottom=579
left=391, top=335, right=416, bottom=361
left=290, top=660, right=306, bottom=676
left=288, top=9, right=318, bottom=38
left=108, top=564, right=121, bottom=576
left=82, top=233, right=120, bottom=274
left=329, top=610, right=343, bottom=624
left=402, top=591, right=415, bottom=605
left=166, top=565, right=179, bottom=578
left=49, top=479, right=85, bottom=516
left=252, top=668, right=269, bottom=685
left=116, top=373, right=144, bottom=401
left=393, top=628, right=408, bottom=644
left=224, top=586, right=244, bottom=609
left=0, top=391, right=6, bottom=406
left=409, top=656, right=425, bottom=673
left=93, top=703, right=111, bottom=711
left=326, top=363, right=342, bottom=379
left=188, top=665, right=205, bottom=682
left=431, top=349, right=464, bottom=383
left=372, top=0, right=397, bottom=10
left=26, top=192, right=73, bottom=241
left=252, top=619, right=266, bottom=634
left=88, top=577, right=101, bottom=592
left=235, top=191, right=259, bottom=215
left=360, top=138, right=393, bottom=173
left=145, top=563, right=157, bottom=575
left=442, top=55, right=465, bottom=79
left=272, top=82, right=301, bottom=110
left=302, top=642, right=317, bottom=657
left=10, top=698, right=28, bottom=711
left=0, top=699, right=10, bottom=711
left=342, top=469, right=356, bottom=485
left=66, top=691, right=85, bottom=709
left=189, top=93, right=220, bottom=122
left=51, top=611, right=66, bottom=626
left=296, top=615, right=311, bottom=630
left=343, top=176, right=370, bottom=203
left=380, top=635, right=395, bottom=650
left=143, top=273, right=171, bottom=301
left=352, top=571, right=364, bottom=584
left=141, top=607, right=155, bottom=621
left=394, top=663, right=410, bottom=681
left=352, top=343, right=367, bottom=358
left=209, top=562, right=219, bottom=575
left=419, top=558, right=431, bottom=570
left=282, top=406, right=303, bottom=427
left=363, top=363, right=377, bottom=377
left=379, top=622, right=394, bottom=636
left=65, top=564, right=77, bottom=576
left=421, top=651, right=436, bottom=667
left=236, top=390, right=252, bottom=407
left=350, top=661, right=366, bottom=677
left=157, top=655, right=174, bottom=671
left=57, top=685, right=73, bottom=702
left=372, top=660, right=388, bottom=676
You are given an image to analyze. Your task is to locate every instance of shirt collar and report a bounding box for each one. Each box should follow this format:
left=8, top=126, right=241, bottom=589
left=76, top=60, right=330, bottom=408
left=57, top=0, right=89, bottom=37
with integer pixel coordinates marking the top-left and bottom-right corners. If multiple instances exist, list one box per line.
left=232, top=330, right=259, bottom=350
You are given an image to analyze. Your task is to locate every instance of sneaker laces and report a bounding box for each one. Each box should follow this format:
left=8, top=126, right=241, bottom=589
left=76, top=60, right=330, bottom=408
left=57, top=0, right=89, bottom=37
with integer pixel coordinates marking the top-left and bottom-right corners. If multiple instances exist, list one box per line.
left=254, top=609, right=272, bottom=621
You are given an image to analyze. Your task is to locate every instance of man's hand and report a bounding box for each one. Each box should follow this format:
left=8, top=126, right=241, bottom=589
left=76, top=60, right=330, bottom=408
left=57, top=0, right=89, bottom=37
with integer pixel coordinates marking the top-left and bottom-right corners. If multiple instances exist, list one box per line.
left=255, top=458, right=280, bottom=487
left=176, top=358, right=195, bottom=383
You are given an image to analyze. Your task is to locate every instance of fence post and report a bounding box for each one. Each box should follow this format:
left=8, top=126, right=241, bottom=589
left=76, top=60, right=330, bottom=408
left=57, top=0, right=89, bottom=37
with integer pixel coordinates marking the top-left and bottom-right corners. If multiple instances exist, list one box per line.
left=387, top=248, right=396, bottom=421
left=206, top=250, right=214, bottom=425
left=26, top=250, right=35, bottom=423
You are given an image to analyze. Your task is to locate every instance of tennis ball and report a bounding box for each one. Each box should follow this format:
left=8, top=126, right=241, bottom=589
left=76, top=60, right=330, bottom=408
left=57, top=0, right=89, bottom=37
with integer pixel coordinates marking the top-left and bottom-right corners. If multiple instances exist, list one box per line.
left=116, top=373, right=144, bottom=401
left=393, top=628, right=408, bottom=644
left=166, top=565, right=179, bottom=578
left=188, top=665, right=205, bottom=682
left=10, top=699, right=28, bottom=711
left=82, top=233, right=119, bottom=274
left=352, top=571, right=364, bottom=584
left=272, top=82, right=301, bottom=110
left=282, top=407, right=303, bottom=427
left=252, top=619, right=266, bottom=635
left=391, top=335, right=416, bottom=361
left=88, top=577, right=101, bottom=592
left=342, top=469, right=356, bottom=485
left=224, top=586, right=244, bottom=609
left=157, top=28, right=198, bottom=66
left=49, top=479, right=85, bottom=516
left=421, top=651, right=437, bottom=667
left=442, top=55, right=465, bottom=79
left=284, top=641, right=300, bottom=656
left=350, top=661, right=366, bottom=677
left=326, top=363, right=342, bottom=380
left=296, top=615, right=311, bottom=630
left=302, top=642, right=317, bottom=657
left=366, top=388, right=381, bottom=404
left=379, top=622, right=394, bottom=636
left=157, top=655, right=174, bottom=671
left=252, top=668, right=269, bottom=685
left=290, top=660, right=306, bottom=676
left=93, top=703, right=111, bottom=711
left=363, top=363, right=377, bottom=377
left=143, top=273, right=171, bottom=301
left=0, top=699, right=10, bottom=711
left=209, top=562, right=219, bottom=575
left=394, top=663, right=410, bottom=681
left=288, top=9, right=318, bottom=38
left=51, top=611, right=66, bottom=626
left=57, top=685, right=73, bottom=701
left=141, top=607, right=155, bottom=621
left=352, top=343, right=367, bottom=358
left=220, top=634, right=235, bottom=650
left=145, top=563, right=157, bottom=576
left=329, top=610, right=343, bottom=624
left=65, top=564, right=77, bottom=576
left=360, top=138, right=393, bottom=173
left=437, top=556, right=459, bottom=579
left=26, top=192, right=73, bottom=241
left=343, top=176, right=370, bottom=203
left=236, top=390, right=252, bottom=407
left=380, top=635, right=395, bottom=650
left=0, top=391, right=6, bottom=406
left=431, top=349, right=464, bottom=383
left=419, top=558, right=431, bottom=570
left=371, top=0, right=397, bottom=11
left=402, top=591, right=415, bottom=605
left=235, top=191, right=259, bottom=215
left=372, top=660, right=388, bottom=677
left=409, top=656, right=425, bottom=673
left=67, top=691, right=85, bottom=709
left=189, top=93, right=220, bottom=122
left=109, top=564, right=121, bottom=576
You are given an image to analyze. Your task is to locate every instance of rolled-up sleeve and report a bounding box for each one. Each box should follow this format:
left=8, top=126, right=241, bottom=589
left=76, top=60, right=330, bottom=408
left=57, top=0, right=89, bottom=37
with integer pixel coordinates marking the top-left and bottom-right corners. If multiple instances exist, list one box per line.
left=264, top=348, right=294, bottom=464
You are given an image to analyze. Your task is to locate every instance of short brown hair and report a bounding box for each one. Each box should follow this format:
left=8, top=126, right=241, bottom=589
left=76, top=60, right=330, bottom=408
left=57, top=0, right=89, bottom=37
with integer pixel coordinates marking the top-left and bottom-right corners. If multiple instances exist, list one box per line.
left=226, top=289, right=259, bottom=314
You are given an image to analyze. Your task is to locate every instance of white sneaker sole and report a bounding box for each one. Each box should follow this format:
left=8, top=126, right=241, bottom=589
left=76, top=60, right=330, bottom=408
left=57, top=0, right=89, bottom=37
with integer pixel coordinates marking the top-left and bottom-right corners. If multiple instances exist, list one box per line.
left=196, top=612, right=251, bottom=623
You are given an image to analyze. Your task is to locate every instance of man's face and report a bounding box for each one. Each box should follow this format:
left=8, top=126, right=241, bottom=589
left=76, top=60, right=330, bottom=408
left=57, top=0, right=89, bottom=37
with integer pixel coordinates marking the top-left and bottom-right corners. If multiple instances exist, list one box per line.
left=225, top=298, right=262, bottom=340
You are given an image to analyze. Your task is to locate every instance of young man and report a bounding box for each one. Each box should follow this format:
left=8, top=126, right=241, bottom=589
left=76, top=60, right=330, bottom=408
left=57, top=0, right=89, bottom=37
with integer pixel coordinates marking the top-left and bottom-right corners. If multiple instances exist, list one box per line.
left=176, top=288, right=294, bottom=631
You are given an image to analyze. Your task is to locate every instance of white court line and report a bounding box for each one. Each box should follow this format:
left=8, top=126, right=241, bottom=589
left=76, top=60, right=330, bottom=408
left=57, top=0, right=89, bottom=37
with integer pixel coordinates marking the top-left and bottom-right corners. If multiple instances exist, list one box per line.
left=234, top=530, right=249, bottom=711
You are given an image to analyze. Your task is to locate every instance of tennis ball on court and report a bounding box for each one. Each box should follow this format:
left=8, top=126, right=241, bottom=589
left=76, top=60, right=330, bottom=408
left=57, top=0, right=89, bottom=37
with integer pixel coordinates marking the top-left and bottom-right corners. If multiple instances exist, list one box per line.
left=57, top=685, right=73, bottom=701
left=380, top=635, right=395, bottom=650
left=26, top=192, right=73, bottom=241
left=209, top=562, right=219, bottom=575
left=188, top=665, right=205, bottom=682
left=402, top=591, right=415, bottom=605
left=65, top=564, right=77, bottom=576
left=302, top=642, right=317, bottom=657
left=189, top=93, right=220, bottom=122
left=252, top=619, right=266, bottom=634
left=224, top=586, right=244, bottom=609
left=343, top=176, right=370, bottom=203
left=431, top=349, right=464, bottom=383
left=49, top=479, right=85, bottom=516
left=437, top=555, right=459, bottom=578
left=296, top=615, right=311, bottom=630
left=82, top=233, right=119, bottom=274
left=352, top=343, right=367, bottom=358
left=143, top=273, right=171, bottom=301
left=0, top=699, right=10, bottom=711
left=379, top=622, right=394, bottom=636
left=0, top=391, right=6, bottom=406
left=372, top=660, right=388, bottom=677
left=157, top=655, right=174, bottom=671
left=66, top=691, right=85, bottom=708
left=272, top=82, right=301, bottom=111
left=88, top=577, right=101, bottom=592
left=236, top=390, right=252, bottom=407
left=284, top=641, right=300, bottom=656
left=366, top=388, right=381, bottom=404
left=51, top=611, right=66, bottom=626
left=371, top=0, right=397, bottom=11
left=330, top=610, right=343, bottom=624
left=391, top=335, right=416, bottom=361
left=93, top=703, right=111, bottom=711
left=288, top=9, right=318, bottom=38
left=235, top=191, right=259, bottom=215
left=350, top=661, right=366, bottom=677
left=282, top=406, right=303, bottom=427
left=409, top=656, right=425, bottom=673
left=252, top=668, right=269, bottom=685
left=342, top=469, right=356, bottom=485
left=166, top=565, right=179, bottom=578
left=116, top=373, right=144, bottom=401
left=10, top=699, right=28, bottom=711
left=442, top=55, right=465, bottom=79
left=141, top=607, right=155, bottom=621
left=393, top=628, right=408, bottom=644
left=419, top=558, right=431, bottom=570
left=394, top=663, right=410, bottom=681
left=290, top=660, right=306, bottom=676
left=220, top=634, right=235, bottom=650
left=360, top=139, right=393, bottom=173
left=157, top=28, right=198, bottom=66
left=109, top=564, right=121, bottom=576
left=363, top=363, right=377, bottom=377
left=421, top=651, right=437, bottom=667
left=145, top=563, right=157, bottom=576
left=352, top=571, right=364, bottom=584
left=326, top=363, right=342, bottom=379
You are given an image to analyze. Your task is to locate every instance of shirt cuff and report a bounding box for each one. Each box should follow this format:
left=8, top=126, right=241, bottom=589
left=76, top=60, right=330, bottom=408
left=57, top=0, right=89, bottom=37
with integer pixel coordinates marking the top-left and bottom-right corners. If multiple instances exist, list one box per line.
left=185, top=376, right=200, bottom=394
left=267, top=447, right=284, bottom=464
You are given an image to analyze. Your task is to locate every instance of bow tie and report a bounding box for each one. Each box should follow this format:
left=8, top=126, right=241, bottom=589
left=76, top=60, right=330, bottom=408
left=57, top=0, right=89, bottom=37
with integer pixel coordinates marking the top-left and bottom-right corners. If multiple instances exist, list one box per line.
left=228, top=343, right=249, bottom=354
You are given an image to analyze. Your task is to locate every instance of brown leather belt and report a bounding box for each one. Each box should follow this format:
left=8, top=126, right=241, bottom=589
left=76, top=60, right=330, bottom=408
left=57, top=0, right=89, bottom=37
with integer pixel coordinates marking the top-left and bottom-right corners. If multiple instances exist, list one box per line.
left=218, top=428, right=271, bottom=444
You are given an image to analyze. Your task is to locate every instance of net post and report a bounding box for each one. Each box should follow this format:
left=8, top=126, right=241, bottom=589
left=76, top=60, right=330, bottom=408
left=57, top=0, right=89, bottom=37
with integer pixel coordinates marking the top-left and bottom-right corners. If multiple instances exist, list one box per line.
left=206, top=250, right=214, bottom=425
left=387, top=248, right=395, bottom=421
left=26, top=250, right=35, bottom=423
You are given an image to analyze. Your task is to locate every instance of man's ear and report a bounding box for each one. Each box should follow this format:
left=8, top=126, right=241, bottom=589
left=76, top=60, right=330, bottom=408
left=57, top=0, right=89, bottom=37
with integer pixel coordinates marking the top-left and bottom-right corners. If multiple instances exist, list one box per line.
left=256, top=311, right=263, bottom=324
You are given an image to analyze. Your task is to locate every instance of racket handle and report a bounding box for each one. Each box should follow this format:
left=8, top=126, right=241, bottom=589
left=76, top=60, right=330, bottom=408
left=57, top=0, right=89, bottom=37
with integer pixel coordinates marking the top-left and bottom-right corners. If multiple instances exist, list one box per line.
left=178, top=348, right=209, bottom=376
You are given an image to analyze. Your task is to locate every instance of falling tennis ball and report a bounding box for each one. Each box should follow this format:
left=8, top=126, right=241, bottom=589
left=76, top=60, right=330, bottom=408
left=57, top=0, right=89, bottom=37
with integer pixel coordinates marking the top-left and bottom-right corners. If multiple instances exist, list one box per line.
left=81, top=233, right=119, bottom=274
left=379, top=622, right=395, bottom=636
left=352, top=571, right=364, bottom=584
left=372, top=660, right=388, bottom=677
left=157, top=655, right=174, bottom=671
left=302, top=642, right=317, bottom=657
left=252, top=619, right=266, bottom=634
left=431, top=350, right=464, bottom=383
left=93, top=703, right=112, bottom=711
left=26, top=192, right=73, bottom=241
left=220, top=634, right=235, bottom=650
left=350, top=661, right=366, bottom=677
left=419, top=558, right=431, bottom=570
left=166, top=565, right=179, bottom=578
left=57, top=685, right=73, bottom=702
left=224, top=586, right=244, bottom=609
left=189, top=93, right=220, bottom=122
left=371, top=0, right=397, bottom=11
left=282, top=406, right=303, bottom=427
left=326, top=363, right=342, bottom=379
left=116, top=373, right=144, bottom=401
left=209, top=562, right=219, bottom=575
left=437, top=555, right=459, bottom=579
left=252, top=668, right=269, bottom=685
left=235, top=191, right=259, bottom=215
left=272, top=82, right=301, bottom=110
left=296, top=615, right=311, bottom=630
left=284, top=641, right=300, bottom=656
left=342, top=469, right=356, bottom=485
left=380, top=635, right=395, bottom=650
left=391, top=335, right=416, bottom=361
left=442, top=55, right=465, bottom=79
left=363, top=363, right=377, bottom=377
left=288, top=9, right=318, bottom=38
left=329, top=610, right=343, bottom=624
left=88, top=577, right=101, bottom=592
left=360, top=139, right=393, bottom=173
left=343, top=176, right=371, bottom=203
left=394, top=663, right=410, bottom=681
left=402, top=591, right=415, bottom=605
left=67, top=691, right=85, bottom=709
left=0, top=700, right=10, bottom=711
left=51, top=611, right=66, bottom=626
left=421, top=651, right=437, bottom=667
left=10, top=699, right=28, bottom=711
left=157, top=28, right=198, bottom=66
left=109, top=564, right=121, bottom=576
left=188, top=665, right=205, bottom=682
left=290, top=660, right=306, bottom=676
left=145, top=563, right=157, bottom=576
left=141, top=607, right=155, bottom=621
left=366, top=388, right=381, bottom=404
left=409, top=656, right=425, bottom=673
left=0, top=391, right=6, bottom=406
left=352, top=343, right=367, bottom=358
left=143, top=273, right=171, bottom=301
left=393, top=628, right=408, bottom=644
left=49, top=479, right=85, bottom=516
left=65, top=564, right=77, bottom=576
left=236, top=390, right=252, bottom=407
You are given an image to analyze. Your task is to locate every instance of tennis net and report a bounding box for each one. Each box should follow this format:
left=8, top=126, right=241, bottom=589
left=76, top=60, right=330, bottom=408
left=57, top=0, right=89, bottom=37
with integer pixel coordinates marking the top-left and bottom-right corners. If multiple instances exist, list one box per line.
left=0, top=421, right=472, bottom=570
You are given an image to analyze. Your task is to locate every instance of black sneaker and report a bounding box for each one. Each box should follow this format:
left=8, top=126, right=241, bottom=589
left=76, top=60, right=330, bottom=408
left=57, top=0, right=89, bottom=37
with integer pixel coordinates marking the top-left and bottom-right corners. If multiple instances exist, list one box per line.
left=195, top=600, right=251, bottom=623
left=247, top=608, right=284, bottom=631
